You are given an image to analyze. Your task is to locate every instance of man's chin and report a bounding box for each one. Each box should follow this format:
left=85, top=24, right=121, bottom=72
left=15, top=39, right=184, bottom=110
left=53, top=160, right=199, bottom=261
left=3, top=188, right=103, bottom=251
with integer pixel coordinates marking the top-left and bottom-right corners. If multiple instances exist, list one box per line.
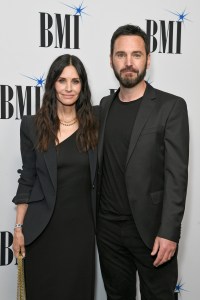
left=120, top=79, right=138, bottom=88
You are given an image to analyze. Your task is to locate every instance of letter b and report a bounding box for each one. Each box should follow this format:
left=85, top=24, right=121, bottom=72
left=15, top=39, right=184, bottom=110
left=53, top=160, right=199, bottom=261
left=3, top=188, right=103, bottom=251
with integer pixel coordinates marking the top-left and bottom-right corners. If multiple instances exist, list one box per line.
left=0, top=231, right=13, bottom=266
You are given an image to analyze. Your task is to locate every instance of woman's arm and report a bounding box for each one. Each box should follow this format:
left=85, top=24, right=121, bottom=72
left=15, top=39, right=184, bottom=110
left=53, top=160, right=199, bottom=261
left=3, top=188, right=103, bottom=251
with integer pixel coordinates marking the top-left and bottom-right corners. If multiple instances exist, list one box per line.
left=13, top=204, right=28, bottom=258
left=13, top=116, right=36, bottom=257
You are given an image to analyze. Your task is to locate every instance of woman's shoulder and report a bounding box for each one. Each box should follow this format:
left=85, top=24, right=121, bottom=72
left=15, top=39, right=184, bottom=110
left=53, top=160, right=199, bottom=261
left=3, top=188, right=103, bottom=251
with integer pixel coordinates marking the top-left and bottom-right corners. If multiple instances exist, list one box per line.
left=92, top=105, right=99, bottom=119
left=20, top=115, right=37, bottom=135
left=21, top=114, right=36, bottom=125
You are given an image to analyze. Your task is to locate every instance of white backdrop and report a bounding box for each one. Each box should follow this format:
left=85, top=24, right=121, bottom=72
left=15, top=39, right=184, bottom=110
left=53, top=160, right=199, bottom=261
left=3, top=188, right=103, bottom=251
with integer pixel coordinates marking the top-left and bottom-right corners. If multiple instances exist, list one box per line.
left=0, top=1, right=199, bottom=299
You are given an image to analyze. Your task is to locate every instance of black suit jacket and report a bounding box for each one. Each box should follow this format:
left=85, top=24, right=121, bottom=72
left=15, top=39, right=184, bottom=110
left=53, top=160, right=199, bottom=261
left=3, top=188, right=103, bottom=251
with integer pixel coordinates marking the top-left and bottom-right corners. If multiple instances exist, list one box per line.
left=13, top=115, right=97, bottom=245
left=98, top=83, right=189, bottom=248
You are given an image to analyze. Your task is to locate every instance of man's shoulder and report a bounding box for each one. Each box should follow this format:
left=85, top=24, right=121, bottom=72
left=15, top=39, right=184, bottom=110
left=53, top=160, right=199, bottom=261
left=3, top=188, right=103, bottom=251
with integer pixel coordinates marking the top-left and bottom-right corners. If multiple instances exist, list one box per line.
left=146, top=84, right=186, bottom=112
left=100, top=92, right=117, bottom=107
left=152, top=85, right=185, bottom=104
left=100, top=93, right=114, bottom=102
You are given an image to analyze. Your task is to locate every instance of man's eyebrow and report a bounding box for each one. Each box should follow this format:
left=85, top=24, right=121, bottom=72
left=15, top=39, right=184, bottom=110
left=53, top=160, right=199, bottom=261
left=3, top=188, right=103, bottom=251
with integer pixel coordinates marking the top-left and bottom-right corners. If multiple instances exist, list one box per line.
left=115, top=50, right=143, bottom=54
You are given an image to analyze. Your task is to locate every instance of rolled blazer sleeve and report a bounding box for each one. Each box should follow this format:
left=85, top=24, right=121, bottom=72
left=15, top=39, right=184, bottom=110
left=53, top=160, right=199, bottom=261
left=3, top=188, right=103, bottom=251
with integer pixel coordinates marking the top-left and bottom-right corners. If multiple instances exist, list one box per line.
left=12, top=116, right=37, bottom=204
left=158, top=97, right=189, bottom=242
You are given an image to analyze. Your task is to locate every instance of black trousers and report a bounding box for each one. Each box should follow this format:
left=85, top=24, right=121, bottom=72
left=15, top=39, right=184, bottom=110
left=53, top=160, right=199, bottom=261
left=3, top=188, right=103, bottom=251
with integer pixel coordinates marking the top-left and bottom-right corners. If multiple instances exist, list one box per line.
left=97, top=217, right=178, bottom=300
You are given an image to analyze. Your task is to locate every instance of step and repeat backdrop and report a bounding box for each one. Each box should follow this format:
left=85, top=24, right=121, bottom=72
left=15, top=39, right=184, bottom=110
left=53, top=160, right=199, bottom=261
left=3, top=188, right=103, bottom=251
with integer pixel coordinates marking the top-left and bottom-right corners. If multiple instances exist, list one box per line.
left=0, top=0, right=199, bottom=299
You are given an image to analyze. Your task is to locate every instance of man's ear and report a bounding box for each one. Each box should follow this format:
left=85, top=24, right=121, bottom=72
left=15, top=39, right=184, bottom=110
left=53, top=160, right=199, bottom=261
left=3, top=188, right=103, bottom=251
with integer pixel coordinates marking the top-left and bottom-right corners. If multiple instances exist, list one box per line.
left=146, top=53, right=151, bottom=69
left=110, top=55, right=113, bottom=69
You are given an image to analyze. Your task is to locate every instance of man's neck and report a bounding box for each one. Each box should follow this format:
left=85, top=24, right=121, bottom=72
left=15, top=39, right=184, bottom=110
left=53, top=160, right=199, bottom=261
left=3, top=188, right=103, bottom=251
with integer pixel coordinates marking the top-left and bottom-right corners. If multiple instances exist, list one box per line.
left=119, top=80, right=147, bottom=102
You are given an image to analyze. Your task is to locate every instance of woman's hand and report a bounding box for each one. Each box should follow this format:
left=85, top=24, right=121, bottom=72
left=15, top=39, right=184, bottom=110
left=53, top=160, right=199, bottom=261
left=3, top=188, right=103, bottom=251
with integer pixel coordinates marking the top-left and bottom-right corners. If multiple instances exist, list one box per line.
left=13, top=203, right=28, bottom=258
left=13, top=228, right=26, bottom=258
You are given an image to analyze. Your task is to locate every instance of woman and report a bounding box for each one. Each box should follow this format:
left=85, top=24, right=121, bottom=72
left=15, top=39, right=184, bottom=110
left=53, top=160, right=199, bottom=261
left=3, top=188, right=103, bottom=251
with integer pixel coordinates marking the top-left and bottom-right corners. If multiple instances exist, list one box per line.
left=12, top=54, right=98, bottom=300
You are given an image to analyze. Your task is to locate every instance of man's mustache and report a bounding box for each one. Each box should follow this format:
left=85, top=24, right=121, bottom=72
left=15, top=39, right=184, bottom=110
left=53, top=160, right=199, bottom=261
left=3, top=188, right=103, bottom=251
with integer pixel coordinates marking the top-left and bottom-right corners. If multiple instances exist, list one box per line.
left=121, top=67, right=139, bottom=74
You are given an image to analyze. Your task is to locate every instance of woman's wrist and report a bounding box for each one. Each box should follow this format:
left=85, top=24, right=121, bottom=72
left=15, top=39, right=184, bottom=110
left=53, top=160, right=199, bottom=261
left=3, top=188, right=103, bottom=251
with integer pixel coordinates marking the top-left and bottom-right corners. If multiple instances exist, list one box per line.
left=14, top=223, right=23, bottom=231
left=15, top=223, right=23, bottom=228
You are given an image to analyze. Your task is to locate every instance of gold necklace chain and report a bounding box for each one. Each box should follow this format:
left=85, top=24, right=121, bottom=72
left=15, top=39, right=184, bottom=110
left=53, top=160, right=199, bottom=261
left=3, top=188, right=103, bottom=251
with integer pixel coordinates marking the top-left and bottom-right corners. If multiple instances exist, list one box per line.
left=60, top=119, right=77, bottom=126
left=59, top=116, right=77, bottom=124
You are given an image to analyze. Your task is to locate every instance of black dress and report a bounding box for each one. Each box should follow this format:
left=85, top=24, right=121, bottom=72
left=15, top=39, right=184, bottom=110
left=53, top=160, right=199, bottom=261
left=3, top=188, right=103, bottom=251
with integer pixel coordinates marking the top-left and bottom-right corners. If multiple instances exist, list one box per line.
left=24, top=131, right=95, bottom=300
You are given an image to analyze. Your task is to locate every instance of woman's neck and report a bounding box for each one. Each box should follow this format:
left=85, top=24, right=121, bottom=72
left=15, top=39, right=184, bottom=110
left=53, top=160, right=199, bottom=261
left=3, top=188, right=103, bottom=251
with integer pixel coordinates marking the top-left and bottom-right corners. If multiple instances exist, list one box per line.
left=57, top=105, right=77, bottom=122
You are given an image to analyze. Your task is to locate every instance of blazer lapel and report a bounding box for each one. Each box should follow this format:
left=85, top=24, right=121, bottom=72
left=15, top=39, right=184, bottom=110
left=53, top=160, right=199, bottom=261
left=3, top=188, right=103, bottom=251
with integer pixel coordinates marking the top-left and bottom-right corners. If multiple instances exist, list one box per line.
left=43, top=142, right=57, bottom=191
left=88, top=148, right=97, bottom=227
left=126, top=83, right=156, bottom=167
left=88, top=149, right=97, bottom=185
left=43, top=138, right=97, bottom=193
left=98, top=90, right=119, bottom=166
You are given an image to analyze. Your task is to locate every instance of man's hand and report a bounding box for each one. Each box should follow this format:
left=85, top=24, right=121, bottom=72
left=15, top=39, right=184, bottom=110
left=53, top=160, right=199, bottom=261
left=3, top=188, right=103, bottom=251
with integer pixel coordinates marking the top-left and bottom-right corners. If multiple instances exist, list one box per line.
left=151, top=237, right=177, bottom=267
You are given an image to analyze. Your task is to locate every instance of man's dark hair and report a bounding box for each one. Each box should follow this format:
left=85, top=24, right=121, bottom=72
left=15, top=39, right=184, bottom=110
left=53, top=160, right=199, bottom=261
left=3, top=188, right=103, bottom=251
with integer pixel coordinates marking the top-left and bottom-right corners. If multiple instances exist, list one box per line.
left=110, top=24, right=150, bottom=55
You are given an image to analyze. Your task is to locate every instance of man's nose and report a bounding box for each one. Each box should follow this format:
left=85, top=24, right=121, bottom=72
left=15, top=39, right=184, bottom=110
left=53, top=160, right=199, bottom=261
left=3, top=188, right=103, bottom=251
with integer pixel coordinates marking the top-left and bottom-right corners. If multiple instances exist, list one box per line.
left=125, top=54, right=133, bottom=66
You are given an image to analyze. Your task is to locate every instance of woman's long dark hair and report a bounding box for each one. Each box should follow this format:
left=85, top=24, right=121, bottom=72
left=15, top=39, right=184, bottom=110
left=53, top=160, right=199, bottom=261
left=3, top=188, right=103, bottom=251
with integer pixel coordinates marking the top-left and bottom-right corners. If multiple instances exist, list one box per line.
left=35, top=54, right=98, bottom=152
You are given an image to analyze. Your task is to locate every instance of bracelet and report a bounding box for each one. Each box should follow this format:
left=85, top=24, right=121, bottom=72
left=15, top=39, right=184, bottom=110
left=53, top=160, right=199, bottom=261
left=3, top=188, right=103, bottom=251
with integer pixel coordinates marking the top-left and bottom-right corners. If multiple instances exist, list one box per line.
left=14, top=223, right=23, bottom=229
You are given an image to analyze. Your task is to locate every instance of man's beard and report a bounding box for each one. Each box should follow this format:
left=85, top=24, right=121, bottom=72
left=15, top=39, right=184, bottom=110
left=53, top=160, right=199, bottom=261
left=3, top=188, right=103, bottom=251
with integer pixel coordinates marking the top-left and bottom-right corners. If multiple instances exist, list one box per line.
left=112, top=61, right=147, bottom=88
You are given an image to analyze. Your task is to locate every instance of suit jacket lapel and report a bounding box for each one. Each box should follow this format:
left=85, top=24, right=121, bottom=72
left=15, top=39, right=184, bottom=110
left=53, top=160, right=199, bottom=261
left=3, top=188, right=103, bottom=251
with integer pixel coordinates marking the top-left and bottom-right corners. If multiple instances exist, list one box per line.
left=43, top=142, right=57, bottom=191
left=126, top=83, right=156, bottom=167
left=98, top=90, right=119, bottom=166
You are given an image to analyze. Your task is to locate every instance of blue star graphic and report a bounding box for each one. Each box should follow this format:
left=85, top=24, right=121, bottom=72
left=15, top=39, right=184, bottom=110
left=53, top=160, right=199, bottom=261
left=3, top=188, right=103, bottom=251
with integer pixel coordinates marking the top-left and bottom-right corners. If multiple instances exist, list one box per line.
left=168, top=8, right=190, bottom=23
left=61, top=1, right=89, bottom=18
left=21, top=74, right=46, bottom=87
left=174, top=280, right=188, bottom=295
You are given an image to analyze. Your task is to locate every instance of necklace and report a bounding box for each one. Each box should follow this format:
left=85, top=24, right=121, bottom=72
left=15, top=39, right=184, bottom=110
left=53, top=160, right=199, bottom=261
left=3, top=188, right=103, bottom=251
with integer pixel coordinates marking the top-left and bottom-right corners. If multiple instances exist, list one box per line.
left=60, top=119, right=77, bottom=126
left=59, top=116, right=77, bottom=123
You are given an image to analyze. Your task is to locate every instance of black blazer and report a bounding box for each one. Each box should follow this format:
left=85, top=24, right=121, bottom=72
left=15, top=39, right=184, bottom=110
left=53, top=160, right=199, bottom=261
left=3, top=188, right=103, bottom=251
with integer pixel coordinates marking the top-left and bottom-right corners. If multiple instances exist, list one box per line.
left=13, top=115, right=97, bottom=245
left=98, top=83, right=189, bottom=249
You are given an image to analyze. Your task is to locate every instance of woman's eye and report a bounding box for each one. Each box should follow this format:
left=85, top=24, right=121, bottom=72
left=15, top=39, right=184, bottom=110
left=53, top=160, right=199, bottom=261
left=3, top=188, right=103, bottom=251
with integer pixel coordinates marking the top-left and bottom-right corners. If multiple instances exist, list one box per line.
left=58, top=78, right=65, bottom=83
left=73, top=79, right=80, bottom=84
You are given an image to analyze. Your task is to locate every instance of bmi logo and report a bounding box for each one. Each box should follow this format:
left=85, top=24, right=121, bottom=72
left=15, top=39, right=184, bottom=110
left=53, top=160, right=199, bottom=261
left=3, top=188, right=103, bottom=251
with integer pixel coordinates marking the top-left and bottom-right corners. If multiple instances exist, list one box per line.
left=0, top=74, right=45, bottom=119
left=0, top=232, right=15, bottom=266
left=39, top=2, right=89, bottom=49
left=146, top=8, right=190, bottom=54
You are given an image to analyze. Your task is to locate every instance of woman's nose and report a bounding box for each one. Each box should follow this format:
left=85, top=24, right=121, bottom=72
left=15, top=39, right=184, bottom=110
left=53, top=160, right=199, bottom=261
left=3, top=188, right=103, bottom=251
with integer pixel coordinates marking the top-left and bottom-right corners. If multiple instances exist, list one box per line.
left=65, top=82, right=72, bottom=92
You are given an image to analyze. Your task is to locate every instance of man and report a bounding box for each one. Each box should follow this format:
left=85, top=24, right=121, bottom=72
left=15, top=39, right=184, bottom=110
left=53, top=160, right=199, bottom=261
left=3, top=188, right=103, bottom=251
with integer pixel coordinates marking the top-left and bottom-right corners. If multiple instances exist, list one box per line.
left=97, top=24, right=189, bottom=300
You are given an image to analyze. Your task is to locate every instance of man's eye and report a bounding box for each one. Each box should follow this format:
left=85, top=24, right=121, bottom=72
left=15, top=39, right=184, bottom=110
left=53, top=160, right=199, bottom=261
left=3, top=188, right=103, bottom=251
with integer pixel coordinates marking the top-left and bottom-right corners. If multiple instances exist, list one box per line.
left=117, top=53, right=125, bottom=58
